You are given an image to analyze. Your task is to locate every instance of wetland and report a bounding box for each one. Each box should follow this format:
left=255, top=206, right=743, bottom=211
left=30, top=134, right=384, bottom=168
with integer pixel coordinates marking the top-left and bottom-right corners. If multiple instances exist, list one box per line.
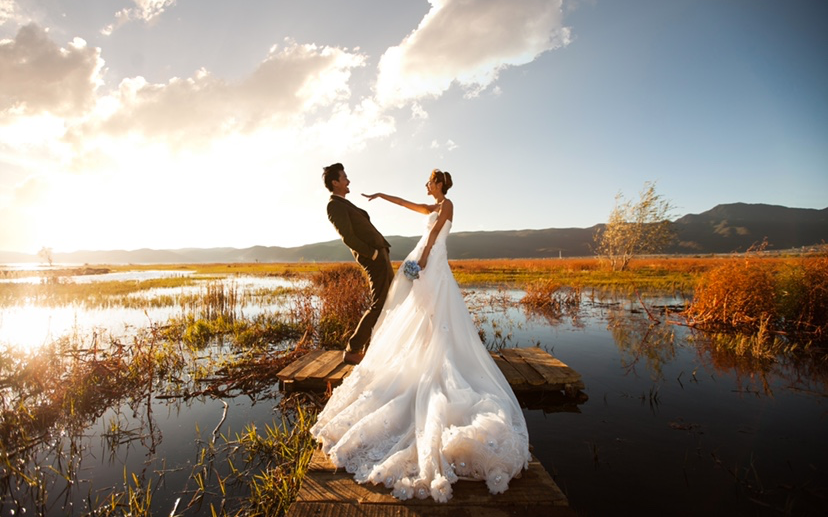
left=0, top=257, right=826, bottom=516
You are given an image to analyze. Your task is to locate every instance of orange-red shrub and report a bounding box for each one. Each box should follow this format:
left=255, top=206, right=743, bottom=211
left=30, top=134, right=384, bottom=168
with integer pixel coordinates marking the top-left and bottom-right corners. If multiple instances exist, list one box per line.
left=312, top=264, right=370, bottom=348
left=687, top=250, right=828, bottom=346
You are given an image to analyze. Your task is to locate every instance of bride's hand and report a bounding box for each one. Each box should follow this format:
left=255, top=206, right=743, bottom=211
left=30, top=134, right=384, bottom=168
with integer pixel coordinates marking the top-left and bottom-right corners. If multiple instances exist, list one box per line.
left=417, top=258, right=427, bottom=270
left=362, top=193, right=381, bottom=201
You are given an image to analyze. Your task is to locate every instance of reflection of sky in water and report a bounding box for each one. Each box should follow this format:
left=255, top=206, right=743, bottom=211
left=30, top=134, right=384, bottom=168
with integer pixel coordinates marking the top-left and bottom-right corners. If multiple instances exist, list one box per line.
left=0, top=269, right=196, bottom=284
left=0, top=273, right=308, bottom=350
left=34, top=393, right=280, bottom=514
left=0, top=304, right=178, bottom=349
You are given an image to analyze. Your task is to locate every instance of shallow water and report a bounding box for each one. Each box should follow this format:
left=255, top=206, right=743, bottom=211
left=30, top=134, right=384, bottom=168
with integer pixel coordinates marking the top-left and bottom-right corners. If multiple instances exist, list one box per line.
left=0, top=268, right=195, bottom=284
left=517, top=302, right=828, bottom=516
left=0, top=274, right=826, bottom=516
left=0, top=272, right=303, bottom=351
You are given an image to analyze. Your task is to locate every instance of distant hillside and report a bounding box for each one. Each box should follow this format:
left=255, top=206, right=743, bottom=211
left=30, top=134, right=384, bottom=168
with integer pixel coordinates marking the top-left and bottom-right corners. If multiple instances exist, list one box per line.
left=2, top=203, right=825, bottom=265
left=669, top=203, right=827, bottom=253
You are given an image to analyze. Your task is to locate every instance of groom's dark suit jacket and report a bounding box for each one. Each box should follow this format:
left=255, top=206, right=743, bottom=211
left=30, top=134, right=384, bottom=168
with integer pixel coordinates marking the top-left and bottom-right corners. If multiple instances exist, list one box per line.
left=327, top=195, right=390, bottom=261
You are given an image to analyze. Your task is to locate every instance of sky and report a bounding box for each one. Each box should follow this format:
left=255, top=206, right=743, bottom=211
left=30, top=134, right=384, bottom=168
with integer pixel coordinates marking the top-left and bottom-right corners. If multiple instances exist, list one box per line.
left=1, top=0, right=826, bottom=254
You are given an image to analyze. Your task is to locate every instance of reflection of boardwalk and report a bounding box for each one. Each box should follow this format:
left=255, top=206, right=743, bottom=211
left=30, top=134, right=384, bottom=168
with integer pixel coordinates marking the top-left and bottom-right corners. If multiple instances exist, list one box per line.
left=277, top=347, right=586, bottom=402
left=287, top=448, right=577, bottom=517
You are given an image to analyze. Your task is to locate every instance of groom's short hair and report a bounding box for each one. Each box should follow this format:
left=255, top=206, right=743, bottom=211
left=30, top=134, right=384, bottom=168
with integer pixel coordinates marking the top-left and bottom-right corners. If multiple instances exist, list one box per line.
left=323, top=163, right=345, bottom=192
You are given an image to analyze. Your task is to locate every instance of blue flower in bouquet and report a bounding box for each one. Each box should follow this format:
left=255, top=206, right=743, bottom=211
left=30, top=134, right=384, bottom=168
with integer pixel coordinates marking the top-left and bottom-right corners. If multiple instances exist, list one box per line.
left=403, top=260, right=421, bottom=280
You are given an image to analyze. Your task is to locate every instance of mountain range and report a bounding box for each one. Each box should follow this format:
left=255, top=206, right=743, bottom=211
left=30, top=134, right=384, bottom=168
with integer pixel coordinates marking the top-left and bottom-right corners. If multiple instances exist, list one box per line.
left=2, top=203, right=825, bottom=265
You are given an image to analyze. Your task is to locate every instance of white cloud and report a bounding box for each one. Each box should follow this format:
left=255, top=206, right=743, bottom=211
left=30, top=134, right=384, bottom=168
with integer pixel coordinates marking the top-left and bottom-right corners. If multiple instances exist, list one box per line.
left=375, top=0, right=570, bottom=108
left=410, top=103, right=429, bottom=120
left=0, top=23, right=104, bottom=117
left=0, top=0, right=18, bottom=25
left=430, top=139, right=458, bottom=152
left=0, top=25, right=392, bottom=179
left=101, top=0, right=176, bottom=35
left=131, top=0, right=177, bottom=22
left=66, top=39, right=375, bottom=151
left=0, top=2, right=575, bottom=253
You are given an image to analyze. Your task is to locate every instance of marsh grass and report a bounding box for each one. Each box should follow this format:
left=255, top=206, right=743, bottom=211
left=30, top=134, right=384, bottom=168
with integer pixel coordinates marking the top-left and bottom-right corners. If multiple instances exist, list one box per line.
left=520, top=280, right=582, bottom=326
left=104, top=262, right=349, bottom=278
left=311, top=264, right=370, bottom=349
left=448, top=257, right=732, bottom=294
left=686, top=248, right=828, bottom=356
left=0, top=266, right=332, bottom=515
left=159, top=396, right=318, bottom=517
left=0, top=326, right=182, bottom=515
left=0, top=328, right=180, bottom=456
left=0, top=276, right=203, bottom=307
left=1, top=255, right=797, bottom=308
left=221, top=402, right=316, bottom=517
left=0, top=323, right=314, bottom=515
left=0, top=266, right=320, bottom=515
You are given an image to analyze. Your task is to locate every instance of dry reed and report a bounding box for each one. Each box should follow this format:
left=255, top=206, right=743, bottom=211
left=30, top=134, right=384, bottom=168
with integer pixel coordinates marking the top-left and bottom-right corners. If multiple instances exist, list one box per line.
left=311, top=264, right=370, bottom=348
left=520, top=279, right=582, bottom=325
left=686, top=247, right=828, bottom=354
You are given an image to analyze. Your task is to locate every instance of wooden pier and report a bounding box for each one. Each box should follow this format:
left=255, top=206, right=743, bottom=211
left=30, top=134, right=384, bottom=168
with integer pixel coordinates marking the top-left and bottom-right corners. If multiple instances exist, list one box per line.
left=280, top=348, right=585, bottom=516
left=277, top=346, right=586, bottom=403
left=287, top=448, right=577, bottom=517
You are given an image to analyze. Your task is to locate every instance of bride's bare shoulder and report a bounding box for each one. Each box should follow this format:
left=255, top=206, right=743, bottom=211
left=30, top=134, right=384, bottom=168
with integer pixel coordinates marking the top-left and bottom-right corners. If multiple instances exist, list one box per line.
left=439, top=198, right=454, bottom=221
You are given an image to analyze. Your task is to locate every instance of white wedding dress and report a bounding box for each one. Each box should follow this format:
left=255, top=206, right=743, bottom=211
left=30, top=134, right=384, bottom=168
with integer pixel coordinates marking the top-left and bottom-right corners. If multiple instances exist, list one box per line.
left=311, top=211, right=530, bottom=502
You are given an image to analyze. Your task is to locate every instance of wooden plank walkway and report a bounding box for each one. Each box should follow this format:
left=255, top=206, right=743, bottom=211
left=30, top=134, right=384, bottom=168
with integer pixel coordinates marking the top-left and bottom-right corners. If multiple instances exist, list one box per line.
left=287, top=448, right=577, bottom=517
left=277, top=347, right=585, bottom=401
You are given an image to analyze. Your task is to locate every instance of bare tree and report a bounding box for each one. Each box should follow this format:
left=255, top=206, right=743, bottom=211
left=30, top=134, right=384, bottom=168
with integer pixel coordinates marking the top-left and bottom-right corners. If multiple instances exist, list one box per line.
left=38, top=246, right=54, bottom=267
left=594, top=182, right=675, bottom=271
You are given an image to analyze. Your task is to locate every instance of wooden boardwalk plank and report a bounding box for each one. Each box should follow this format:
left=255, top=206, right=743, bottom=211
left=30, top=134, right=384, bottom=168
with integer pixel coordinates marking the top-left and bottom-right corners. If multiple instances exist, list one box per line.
left=498, top=349, right=547, bottom=386
left=525, top=348, right=586, bottom=392
left=327, top=361, right=355, bottom=383
left=277, top=347, right=585, bottom=398
left=288, top=449, right=576, bottom=517
left=508, top=348, right=583, bottom=389
left=295, top=350, right=343, bottom=382
left=276, top=350, right=324, bottom=381
left=490, top=354, right=526, bottom=388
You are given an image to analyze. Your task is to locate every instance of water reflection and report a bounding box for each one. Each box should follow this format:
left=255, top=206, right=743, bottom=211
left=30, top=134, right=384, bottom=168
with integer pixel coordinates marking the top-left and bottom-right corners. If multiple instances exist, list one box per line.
left=0, top=275, right=305, bottom=351
left=607, top=305, right=679, bottom=380
left=4, top=390, right=281, bottom=516
left=0, top=269, right=195, bottom=284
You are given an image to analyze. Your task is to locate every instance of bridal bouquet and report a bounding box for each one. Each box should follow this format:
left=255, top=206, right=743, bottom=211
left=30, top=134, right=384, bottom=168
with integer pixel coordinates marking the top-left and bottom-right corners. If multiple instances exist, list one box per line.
left=403, top=260, right=421, bottom=280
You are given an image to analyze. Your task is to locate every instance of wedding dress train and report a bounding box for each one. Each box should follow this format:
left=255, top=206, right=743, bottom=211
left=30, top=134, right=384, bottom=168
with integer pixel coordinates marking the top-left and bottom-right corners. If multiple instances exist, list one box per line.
left=310, top=211, right=530, bottom=502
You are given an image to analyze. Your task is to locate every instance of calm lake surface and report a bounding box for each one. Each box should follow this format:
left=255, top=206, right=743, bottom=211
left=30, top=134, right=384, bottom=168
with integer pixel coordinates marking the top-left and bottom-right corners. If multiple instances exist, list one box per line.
left=0, top=271, right=825, bottom=516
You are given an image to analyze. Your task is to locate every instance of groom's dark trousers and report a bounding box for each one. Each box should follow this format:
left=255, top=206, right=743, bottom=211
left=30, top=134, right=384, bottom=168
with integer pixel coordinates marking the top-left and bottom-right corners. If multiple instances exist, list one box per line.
left=327, top=195, right=394, bottom=353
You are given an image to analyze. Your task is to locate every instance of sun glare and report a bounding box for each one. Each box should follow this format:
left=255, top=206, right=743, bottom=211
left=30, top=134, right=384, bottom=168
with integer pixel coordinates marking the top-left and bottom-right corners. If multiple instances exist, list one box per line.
left=0, top=304, right=67, bottom=352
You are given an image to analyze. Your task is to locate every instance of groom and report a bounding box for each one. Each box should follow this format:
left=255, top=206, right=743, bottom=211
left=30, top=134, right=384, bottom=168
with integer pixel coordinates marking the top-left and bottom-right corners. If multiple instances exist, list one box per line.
left=322, top=163, right=393, bottom=365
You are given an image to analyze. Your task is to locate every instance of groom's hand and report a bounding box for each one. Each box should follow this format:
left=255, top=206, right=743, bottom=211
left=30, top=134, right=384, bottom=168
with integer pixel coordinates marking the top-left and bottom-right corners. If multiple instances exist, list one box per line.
left=371, top=249, right=378, bottom=260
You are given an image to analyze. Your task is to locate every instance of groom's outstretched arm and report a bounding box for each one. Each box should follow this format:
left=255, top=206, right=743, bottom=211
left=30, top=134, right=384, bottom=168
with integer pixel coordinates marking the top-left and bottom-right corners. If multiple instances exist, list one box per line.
left=327, top=202, right=377, bottom=259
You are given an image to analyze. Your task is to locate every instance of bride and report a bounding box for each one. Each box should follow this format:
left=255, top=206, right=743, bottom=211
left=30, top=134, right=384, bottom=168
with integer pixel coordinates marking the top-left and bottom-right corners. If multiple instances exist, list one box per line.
left=310, top=169, right=530, bottom=502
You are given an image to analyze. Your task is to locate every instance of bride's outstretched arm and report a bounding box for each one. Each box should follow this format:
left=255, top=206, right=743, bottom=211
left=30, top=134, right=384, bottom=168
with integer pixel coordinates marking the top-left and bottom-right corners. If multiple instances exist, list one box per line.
left=362, top=193, right=432, bottom=214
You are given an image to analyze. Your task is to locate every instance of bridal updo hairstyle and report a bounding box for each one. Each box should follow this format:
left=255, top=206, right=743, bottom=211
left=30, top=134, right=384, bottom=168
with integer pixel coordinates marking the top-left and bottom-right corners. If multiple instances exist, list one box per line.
left=430, top=169, right=452, bottom=194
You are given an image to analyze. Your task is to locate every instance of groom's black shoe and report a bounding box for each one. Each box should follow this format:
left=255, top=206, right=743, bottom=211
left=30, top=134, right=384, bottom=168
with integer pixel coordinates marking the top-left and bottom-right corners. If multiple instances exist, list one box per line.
left=342, top=349, right=364, bottom=365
